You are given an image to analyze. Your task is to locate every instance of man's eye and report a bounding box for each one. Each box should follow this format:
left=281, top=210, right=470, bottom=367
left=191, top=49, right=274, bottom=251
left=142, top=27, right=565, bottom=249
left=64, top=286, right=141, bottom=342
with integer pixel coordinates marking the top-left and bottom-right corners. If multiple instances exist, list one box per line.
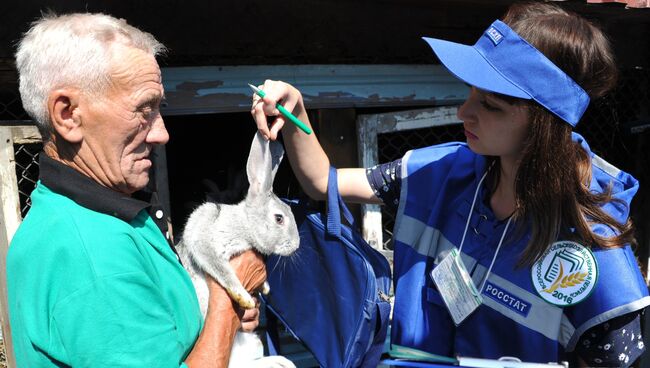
left=139, top=105, right=157, bottom=119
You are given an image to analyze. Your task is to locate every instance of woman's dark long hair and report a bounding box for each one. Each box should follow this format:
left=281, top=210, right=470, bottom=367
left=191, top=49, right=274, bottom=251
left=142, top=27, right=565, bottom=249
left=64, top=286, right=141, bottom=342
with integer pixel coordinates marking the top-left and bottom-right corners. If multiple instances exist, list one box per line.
left=496, top=2, right=635, bottom=265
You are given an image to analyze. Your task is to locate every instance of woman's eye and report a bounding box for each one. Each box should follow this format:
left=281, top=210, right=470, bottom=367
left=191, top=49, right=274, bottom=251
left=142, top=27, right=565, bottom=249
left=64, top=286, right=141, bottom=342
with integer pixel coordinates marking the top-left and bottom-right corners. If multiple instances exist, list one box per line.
left=480, top=100, right=501, bottom=112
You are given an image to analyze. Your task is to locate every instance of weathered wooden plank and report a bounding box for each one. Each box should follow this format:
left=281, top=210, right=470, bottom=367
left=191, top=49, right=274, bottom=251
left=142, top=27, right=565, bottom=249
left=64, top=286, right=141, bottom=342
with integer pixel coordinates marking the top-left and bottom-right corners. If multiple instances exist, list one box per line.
left=11, top=125, right=40, bottom=144
left=160, top=65, right=468, bottom=116
left=0, top=126, right=22, bottom=368
left=357, top=113, right=383, bottom=251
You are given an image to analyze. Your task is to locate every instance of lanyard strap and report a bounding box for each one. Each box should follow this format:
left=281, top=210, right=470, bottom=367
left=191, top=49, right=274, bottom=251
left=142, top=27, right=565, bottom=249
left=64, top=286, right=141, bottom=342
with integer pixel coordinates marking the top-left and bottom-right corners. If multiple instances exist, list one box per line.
left=479, top=216, right=512, bottom=292
left=457, top=168, right=513, bottom=293
left=457, top=170, right=489, bottom=255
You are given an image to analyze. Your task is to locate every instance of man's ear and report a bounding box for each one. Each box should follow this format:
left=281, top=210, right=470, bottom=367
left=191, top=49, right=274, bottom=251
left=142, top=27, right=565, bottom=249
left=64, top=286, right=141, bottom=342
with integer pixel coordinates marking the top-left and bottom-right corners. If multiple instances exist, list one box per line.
left=48, top=88, right=83, bottom=143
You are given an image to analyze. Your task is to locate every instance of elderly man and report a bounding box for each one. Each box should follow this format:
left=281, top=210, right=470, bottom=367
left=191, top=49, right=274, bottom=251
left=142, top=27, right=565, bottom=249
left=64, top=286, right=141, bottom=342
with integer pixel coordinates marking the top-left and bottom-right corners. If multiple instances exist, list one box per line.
left=7, top=13, right=266, bottom=367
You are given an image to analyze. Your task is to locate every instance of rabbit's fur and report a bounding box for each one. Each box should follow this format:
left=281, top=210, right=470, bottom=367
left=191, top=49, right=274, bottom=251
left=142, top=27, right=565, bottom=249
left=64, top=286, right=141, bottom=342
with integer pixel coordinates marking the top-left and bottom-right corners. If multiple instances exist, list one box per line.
left=177, top=132, right=299, bottom=367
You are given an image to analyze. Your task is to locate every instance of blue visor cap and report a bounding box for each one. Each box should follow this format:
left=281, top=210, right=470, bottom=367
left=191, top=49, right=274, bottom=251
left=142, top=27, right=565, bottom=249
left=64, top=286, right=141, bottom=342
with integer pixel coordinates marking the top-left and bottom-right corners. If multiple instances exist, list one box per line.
left=423, top=20, right=589, bottom=127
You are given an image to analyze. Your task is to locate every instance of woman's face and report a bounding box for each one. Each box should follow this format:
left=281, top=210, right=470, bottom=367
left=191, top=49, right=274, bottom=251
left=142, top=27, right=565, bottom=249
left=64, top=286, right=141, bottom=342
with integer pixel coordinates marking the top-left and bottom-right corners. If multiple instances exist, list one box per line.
left=457, top=86, right=530, bottom=163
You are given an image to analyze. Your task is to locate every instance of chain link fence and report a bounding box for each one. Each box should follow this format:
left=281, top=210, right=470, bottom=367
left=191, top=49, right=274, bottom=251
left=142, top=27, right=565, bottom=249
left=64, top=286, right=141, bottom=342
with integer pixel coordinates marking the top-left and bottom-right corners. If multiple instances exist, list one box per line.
left=0, top=79, right=41, bottom=218
left=13, top=144, right=41, bottom=217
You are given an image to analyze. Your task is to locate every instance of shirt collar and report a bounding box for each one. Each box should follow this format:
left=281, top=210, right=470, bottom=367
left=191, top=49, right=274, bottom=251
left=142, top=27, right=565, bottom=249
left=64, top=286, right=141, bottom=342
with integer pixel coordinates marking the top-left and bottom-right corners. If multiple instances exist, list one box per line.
left=38, top=154, right=150, bottom=222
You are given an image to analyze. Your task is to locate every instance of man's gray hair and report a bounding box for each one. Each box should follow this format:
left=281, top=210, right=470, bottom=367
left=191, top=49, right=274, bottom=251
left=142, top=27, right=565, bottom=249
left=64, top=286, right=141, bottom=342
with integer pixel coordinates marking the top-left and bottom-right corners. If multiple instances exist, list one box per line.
left=15, top=12, right=166, bottom=136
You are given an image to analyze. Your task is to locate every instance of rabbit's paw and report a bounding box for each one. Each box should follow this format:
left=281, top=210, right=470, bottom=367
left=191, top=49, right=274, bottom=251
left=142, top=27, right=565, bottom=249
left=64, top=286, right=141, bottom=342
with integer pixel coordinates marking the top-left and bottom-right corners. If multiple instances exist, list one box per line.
left=249, top=356, right=296, bottom=368
left=230, top=290, right=256, bottom=309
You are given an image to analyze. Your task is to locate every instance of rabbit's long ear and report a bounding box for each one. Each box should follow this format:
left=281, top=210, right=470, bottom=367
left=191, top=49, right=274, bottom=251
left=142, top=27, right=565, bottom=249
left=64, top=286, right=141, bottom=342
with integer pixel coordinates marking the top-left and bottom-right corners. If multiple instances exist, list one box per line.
left=246, top=131, right=284, bottom=195
left=269, top=137, right=285, bottom=179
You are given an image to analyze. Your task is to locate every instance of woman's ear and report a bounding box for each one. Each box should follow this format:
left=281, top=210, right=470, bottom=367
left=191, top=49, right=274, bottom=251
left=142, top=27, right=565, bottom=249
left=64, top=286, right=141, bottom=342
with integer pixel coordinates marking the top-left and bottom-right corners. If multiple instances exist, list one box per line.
left=47, top=88, right=83, bottom=143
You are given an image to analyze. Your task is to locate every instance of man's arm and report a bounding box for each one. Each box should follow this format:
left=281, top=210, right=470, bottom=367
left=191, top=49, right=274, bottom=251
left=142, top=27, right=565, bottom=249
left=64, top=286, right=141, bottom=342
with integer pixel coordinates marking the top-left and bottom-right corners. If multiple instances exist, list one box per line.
left=184, top=250, right=266, bottom=368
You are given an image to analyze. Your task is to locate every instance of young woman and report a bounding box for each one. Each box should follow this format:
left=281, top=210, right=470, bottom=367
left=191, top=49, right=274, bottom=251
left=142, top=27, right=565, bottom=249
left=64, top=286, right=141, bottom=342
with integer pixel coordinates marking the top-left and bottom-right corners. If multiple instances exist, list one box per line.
left=251, top=2, right=649, bottom=366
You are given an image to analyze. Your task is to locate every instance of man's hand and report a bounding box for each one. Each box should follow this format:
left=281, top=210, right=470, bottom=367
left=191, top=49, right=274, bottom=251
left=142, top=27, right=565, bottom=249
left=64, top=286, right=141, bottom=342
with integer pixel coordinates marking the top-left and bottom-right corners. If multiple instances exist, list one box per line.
left=230, top=250, right=267, bottom=294
left=204, top=249, right=267, bottom=316
left=230, top=251, right=264, bottom=332
left=241, top=298, right=261, bottom=332
left=186, top=250, right=267, bottom=367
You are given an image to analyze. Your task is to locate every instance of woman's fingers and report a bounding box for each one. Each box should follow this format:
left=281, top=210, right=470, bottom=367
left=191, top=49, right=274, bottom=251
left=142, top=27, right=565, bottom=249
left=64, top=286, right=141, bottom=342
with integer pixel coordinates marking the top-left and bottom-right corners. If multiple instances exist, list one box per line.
left=250, top=80, right=300, bottom=140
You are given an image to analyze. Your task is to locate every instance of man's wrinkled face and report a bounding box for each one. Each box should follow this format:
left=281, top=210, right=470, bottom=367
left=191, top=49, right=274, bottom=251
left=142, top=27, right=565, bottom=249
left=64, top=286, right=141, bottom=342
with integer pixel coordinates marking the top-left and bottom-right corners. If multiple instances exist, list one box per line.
left=77, top=43, right=168, bottom=194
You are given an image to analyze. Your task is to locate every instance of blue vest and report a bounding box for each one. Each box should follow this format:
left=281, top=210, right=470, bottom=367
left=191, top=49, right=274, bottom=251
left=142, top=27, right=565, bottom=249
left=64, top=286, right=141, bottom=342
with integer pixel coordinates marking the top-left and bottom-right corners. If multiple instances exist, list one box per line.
left=391, top=135, right=650, bottom=362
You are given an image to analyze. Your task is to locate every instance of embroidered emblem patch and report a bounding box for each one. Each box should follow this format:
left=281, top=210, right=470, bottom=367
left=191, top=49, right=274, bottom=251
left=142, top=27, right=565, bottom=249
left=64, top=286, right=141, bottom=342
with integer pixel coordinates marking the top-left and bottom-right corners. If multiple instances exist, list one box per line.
left=485, top=26, right=504, bottom=45
left=532, top=241, right=598, bottom=306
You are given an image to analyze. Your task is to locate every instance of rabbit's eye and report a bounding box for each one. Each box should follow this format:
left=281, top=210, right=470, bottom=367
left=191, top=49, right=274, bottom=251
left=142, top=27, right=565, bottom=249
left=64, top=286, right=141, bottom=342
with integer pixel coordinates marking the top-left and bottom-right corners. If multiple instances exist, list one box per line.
left=274, top=214, right=284, bottom=225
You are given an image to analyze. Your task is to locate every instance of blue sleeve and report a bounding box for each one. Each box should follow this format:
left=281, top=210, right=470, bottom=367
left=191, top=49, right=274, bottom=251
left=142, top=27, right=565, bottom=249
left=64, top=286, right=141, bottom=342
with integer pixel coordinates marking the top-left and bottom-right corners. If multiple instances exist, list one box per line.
left=575, top=312, right=645, bottom=367
left=365, top=159, right=403, bottom=210
left=564, top=246, right=650, bottom=353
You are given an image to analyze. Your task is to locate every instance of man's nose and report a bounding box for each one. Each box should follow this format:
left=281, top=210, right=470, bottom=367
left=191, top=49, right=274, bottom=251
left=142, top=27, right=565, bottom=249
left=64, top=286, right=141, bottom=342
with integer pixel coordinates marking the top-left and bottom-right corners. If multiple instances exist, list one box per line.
left=146, top=115, right=169, bottom=145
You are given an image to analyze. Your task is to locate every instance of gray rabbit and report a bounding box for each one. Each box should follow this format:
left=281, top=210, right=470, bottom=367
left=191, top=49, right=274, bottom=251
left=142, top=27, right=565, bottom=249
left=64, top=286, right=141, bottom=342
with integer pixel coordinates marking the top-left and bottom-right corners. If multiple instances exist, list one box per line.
left=177, top=132, right=299, bottom=367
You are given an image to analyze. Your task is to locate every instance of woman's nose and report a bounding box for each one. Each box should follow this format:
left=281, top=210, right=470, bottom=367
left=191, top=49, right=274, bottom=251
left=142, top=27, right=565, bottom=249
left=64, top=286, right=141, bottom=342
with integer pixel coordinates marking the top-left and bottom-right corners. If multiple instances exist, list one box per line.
left=457, top=99, right=471, bottom=122
left=457, top=88, right=477, bottom=122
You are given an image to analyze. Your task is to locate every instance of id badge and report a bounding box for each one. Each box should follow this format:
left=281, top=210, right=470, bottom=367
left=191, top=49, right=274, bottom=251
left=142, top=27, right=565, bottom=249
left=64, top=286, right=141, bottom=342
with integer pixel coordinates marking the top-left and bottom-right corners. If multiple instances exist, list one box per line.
left=430, top=248, right=482, bottom=325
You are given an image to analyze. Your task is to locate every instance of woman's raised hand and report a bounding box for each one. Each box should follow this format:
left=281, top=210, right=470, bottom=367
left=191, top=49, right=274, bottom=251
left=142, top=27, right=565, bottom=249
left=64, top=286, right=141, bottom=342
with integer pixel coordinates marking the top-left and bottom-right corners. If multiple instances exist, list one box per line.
left=250, top=80, right=306, bottom=141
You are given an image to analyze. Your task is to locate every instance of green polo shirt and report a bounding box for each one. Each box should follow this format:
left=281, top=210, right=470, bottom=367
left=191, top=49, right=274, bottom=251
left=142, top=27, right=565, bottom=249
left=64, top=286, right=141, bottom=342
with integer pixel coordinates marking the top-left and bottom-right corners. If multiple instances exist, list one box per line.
left=7, top=155, right=202, bottom=367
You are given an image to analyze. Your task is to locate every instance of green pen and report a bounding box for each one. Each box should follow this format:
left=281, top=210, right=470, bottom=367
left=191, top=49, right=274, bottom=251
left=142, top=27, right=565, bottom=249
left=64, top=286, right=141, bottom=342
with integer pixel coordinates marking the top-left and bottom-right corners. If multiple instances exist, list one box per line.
left=248, top=83, right=312, bottom=135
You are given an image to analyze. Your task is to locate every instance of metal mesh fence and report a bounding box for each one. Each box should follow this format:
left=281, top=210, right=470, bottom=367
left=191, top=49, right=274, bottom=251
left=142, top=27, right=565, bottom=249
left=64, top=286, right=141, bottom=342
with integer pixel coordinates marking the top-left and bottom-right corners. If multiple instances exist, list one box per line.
left=13, top=144, right=41, bottom=217
left=376, top=67, right=650, bottom=251
left=0, top=76, right=39, bottom=218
